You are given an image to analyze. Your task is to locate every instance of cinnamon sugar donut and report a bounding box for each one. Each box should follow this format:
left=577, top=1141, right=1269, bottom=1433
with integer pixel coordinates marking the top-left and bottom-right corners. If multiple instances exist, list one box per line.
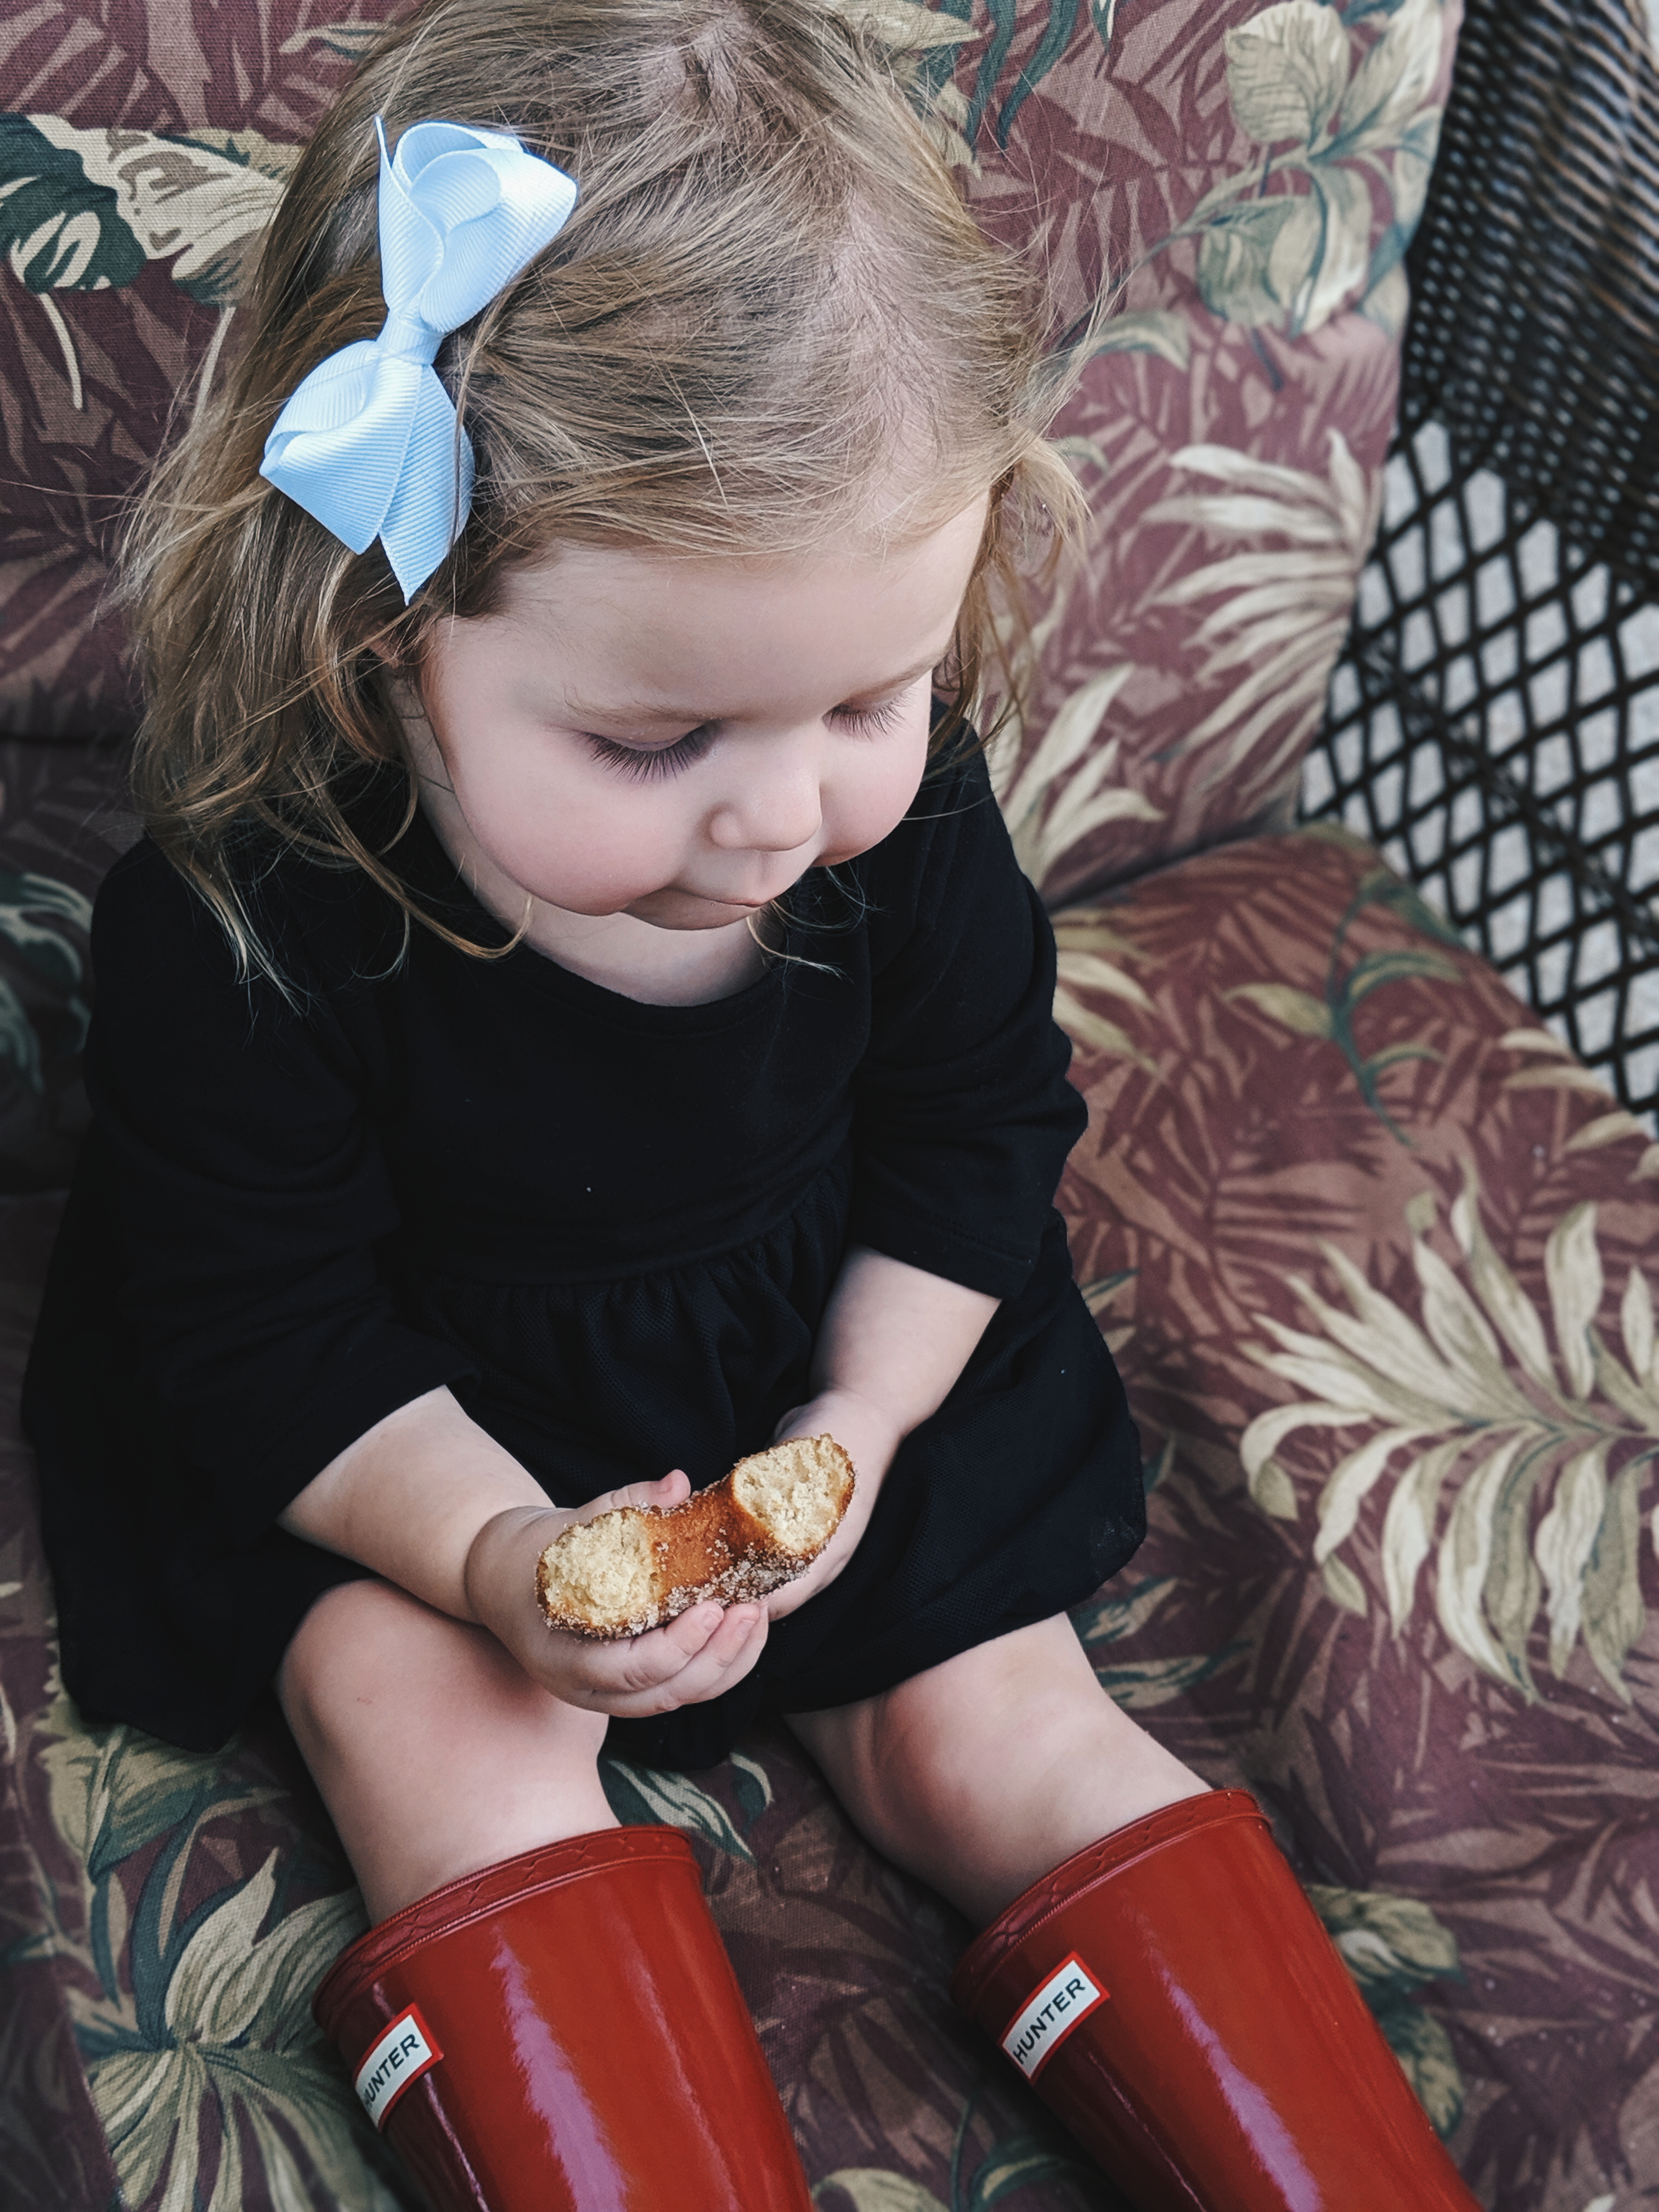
left=535, top=1434, right=856, bottom=1638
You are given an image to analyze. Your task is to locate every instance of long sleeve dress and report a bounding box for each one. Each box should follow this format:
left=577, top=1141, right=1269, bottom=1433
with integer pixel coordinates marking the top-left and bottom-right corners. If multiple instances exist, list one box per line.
left=22, top=748, right=1146, bottom=1768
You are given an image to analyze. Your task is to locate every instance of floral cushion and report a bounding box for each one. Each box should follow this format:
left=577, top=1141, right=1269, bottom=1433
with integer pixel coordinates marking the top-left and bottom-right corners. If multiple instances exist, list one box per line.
left=968, top=0, right=1460, bottom=903
left=1056, top=823, right=1659, bottom=2211
left=19, top=6, right=1643, bottom=2210
left=0, top=0, right=1457, bottom=912
left=6, top=761, right=1654, bottom=2212
left=6, top=768, right=1656, bottom=2207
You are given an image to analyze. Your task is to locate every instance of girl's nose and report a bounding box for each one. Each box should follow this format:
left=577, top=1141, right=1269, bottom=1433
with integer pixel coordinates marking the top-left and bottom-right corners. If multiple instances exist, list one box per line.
left=706, top=740, right=823, bottom=854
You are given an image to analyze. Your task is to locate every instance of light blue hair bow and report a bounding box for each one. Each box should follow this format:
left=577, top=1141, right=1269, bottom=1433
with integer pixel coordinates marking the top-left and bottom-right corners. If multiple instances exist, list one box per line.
left=260, top=118, right=578, bottom=601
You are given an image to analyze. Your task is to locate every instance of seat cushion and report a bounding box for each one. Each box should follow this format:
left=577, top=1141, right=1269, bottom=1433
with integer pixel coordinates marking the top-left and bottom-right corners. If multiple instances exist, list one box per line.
left=8, top=749, right=1656, bottom=2207
left=1056, top=821, right=1659, bottom=2210
left=967, top=0, right=1463, bottom=905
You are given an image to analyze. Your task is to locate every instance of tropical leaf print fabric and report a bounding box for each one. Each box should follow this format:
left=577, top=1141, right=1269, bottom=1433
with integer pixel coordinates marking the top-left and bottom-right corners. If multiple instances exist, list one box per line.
left=0, top=740, right=134, bottom=1192
left=17, top=2, right=1653, bottom=2208
left=1058, top=823, right=1659, bottom=2211
left=0, top=116, right=294, bottom=313
left=1240, top=1170, right=1659, bottom=1697
left=962, top=0, right=1460, bottom=904
left=8, top=725, right=1659, bottom=2204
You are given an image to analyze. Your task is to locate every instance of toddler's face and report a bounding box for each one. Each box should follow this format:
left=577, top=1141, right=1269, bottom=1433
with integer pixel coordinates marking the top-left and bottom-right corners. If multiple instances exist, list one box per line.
left=404, top=495, right=988, bottom=931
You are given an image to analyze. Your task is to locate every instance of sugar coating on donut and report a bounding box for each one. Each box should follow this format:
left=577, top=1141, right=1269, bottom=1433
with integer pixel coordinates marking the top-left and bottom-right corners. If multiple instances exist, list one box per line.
left=536, top=1434, right=854, bottom=1639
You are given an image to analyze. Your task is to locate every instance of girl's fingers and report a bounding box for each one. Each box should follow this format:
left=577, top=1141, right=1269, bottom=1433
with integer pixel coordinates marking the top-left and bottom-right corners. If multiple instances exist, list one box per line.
left=765, top=1476, right=873, bottom=1621
left=554, top=1604, right=721, bottom=1700
left=648, top=1605, right=768, bottom=1708
left=566, top=1603, right=766, bottom=1716
left=571, top=1468, right=691, bottom=1523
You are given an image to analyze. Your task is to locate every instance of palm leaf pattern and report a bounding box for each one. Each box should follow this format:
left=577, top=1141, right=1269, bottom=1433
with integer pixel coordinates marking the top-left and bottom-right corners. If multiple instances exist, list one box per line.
left=0, top=5, right=1577, bottom=2205
left=24, top=1692, right=791, bottom=2211
left=1050, top=906, right=1160, bottom=1076
left=990, top=666, right=1163, bottom=890
left=1304, top=1884, right=1464, bottom=2137
left=32, top=1700, right=404, bottom=2210
left=815, top=2101, right=1096, bottom=2212
left=1144, top=431, right=1382, bottom=806
left=1223, top=843, right=1466, bottom=1142
left=81, top=1855, right=398, bottom=2212
left=1241, top=1172, right=1659, bottom=1698
left=600, top=1750, right=774, bottom=1861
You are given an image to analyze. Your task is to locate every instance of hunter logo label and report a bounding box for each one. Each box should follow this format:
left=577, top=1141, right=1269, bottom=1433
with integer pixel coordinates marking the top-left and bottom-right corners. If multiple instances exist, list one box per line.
left=1000, top=1954, right=1106, bottom=2081
left=354, top=2004, right=443, bottom=2128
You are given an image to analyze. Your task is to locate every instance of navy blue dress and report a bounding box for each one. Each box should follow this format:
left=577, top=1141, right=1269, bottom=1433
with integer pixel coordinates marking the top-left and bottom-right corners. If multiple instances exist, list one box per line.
left=24, top=751, right=1145, bottom=1765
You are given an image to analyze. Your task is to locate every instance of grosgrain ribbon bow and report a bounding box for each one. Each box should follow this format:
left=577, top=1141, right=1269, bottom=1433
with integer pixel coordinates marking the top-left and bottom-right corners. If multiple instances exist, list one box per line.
left=260, top=119, right=578, bottom=601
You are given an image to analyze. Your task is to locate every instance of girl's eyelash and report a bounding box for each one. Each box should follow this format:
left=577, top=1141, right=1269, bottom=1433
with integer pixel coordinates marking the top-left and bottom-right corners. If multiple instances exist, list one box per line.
left=582, top=692, right=911, bottom=782
left=833, top=696, right=907, bottom=738
left=583, top=725, right=718, bottom=783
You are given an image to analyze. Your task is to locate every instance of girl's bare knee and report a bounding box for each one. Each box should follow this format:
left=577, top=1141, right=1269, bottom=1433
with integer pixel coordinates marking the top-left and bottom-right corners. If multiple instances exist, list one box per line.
left=791, top=1681, right=953, bottom=1866
left=278, top=1576, right=435, bottom=1753
left=794, top=1617, right=1207, bottom=1912
left=279, top=1577, right=616, bottom=1921
left=279, top=1575, right=605, bottom=1775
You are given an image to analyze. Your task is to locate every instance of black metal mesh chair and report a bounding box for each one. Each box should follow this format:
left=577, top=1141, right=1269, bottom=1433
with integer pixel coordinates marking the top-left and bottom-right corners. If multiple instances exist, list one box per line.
left=1307, top=0, right=1659, bottom=1121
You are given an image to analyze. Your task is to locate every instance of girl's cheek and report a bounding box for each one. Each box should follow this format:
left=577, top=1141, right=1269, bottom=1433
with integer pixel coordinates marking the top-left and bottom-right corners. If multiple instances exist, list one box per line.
left=830, top=724, right=933, bottom=856
left=507, top=808, right=672, bottom=908
left=456, top=747, right=675, bottom=906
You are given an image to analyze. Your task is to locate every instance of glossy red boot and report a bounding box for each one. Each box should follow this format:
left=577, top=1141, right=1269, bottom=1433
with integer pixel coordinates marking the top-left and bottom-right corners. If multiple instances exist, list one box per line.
left=951, top=1790, right=1480, bottom=2212
left=315, top=1825, right=813, bottom=2211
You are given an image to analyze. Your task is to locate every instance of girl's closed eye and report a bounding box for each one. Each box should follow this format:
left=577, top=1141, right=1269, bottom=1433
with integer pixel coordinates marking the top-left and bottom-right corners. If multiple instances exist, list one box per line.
left=833, top=693, right=911, bottom=740
left=582, top=724, right=718, bottom=783
left=580, top=687, right=917, bottom=783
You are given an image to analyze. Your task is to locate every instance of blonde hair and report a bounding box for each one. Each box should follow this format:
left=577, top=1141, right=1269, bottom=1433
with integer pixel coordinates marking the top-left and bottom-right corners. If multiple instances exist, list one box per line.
left=126, top=0, right=1090, bottom=980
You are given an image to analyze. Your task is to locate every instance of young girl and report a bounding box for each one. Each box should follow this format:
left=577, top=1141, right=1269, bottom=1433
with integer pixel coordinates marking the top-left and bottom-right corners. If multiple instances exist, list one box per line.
left=25, top=5, right=1481, bottom=2208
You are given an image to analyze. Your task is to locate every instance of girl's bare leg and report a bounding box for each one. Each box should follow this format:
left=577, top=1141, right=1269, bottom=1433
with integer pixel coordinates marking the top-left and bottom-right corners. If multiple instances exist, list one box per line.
left=787, top=1613, right=1207, bottom=1926
left=278, top=1576, right=619, bottom=1922
left=289, top=1577, right=820, bottom=2207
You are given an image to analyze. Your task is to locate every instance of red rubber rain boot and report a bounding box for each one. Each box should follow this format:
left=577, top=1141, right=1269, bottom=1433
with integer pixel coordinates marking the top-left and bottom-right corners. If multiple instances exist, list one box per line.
left=315, top=1825, right=813, bottom=2211
left=952, top=1790, right=1480, bottom=2212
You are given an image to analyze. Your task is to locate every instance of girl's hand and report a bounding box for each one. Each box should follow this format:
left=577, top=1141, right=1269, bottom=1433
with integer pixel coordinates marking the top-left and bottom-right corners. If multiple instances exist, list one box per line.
left=462, top=1474, right=769, bottom=1718
left=762, top=1387, right=902, bottom=1622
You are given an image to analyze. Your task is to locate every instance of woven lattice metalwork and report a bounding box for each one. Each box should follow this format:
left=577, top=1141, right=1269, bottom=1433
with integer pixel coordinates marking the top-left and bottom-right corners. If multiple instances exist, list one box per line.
left=1307, top=424, right=1659, bottom=1116
left=1305, top=0, right=1659, bottom=1121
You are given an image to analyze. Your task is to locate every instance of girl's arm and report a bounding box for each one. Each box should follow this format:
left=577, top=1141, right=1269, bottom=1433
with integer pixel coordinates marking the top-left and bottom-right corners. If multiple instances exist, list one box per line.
left=761, top=1243, right=998, bottom=1620
left=278, top=1242, right=996, bottom=1691
left=813, top=1244, right=1000, bottom=1434
left=772, top=753, right=1083, bottom=1615
left=278, top=1387, right=543, bottom=1618
left=279, top=1391, right=771, bottom=1714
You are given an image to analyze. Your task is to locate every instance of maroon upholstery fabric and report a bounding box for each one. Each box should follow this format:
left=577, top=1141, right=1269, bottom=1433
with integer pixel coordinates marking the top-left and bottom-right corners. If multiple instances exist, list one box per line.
left=31, top=8, right=1659, bottom=2212
left=1058, top=826, right=1659, bottom=2211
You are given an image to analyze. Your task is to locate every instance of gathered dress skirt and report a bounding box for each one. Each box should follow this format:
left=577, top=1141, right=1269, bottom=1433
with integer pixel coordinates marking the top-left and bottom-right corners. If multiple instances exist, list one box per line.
left=29, top=1146, right=1147, bottom=1767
